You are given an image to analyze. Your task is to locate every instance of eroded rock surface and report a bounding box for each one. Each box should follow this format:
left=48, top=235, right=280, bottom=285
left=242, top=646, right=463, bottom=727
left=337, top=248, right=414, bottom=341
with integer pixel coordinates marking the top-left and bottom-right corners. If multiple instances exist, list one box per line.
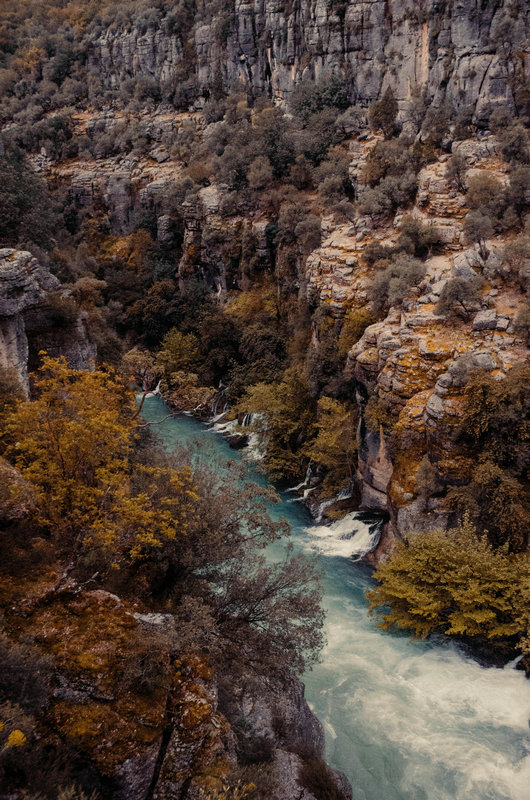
left=0, top=249, right=96, bottom=391
left=88, top=0, right=525, bottom=120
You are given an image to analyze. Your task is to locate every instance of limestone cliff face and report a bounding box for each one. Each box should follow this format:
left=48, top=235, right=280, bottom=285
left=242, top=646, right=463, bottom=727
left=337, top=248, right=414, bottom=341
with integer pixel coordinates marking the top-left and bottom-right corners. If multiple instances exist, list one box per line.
left=0, top=249, right=96, bottom=392
left=324, top=134, right=528, bottom=554
left=89, top=0, right=526, bottom=119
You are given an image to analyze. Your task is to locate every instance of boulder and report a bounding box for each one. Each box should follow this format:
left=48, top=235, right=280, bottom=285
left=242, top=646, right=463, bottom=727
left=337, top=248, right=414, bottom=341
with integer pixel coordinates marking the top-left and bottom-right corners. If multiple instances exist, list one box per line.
left=472, top=309, right=497, bottom=331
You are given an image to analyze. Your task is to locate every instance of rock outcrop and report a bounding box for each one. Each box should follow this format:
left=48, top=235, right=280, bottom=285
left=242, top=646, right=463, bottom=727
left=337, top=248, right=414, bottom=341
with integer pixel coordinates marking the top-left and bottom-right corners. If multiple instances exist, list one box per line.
left=88, top=0, right=527, bottom=120
left=0, top=249, right=96, bottom=391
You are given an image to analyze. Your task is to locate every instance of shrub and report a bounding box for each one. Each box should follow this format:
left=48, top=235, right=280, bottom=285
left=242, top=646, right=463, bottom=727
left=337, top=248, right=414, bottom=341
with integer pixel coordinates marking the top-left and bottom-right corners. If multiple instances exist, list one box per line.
left=290, top=73, right=349, bottom=124
left=398, top=215, right=441, bottom=258
left=465, top=173, right=505, bottom=218
left=359, top=172, right=418, bottom=216
left=43, top=292, right=79, bottom=329
left=436, top=276, right=483, bottom=319
left=368, top=253, right=425, bottom=313
left=361, top=139, right=418, bottom=187
left=364, top=396, right=394, bottom=434
left=337, top=307, right=373, bottom=357
left=445, top=154, right=468, bottom=193
left=0, top=635, right=53, bottom=714
left=498, top=123, right=530, bottom=164
left=0, top=146, right=60, bottom=248
left=502, top=232, right=530, bottom=289
left=463, top=210, right=494, bottom=260
left=513, top=304, right=530, bottom=342
left=506, top=165, right=530, bottom=217
left=368, top=86, right=398, bottom=139
left=247, top=156, right=274, bottom=190
left=368, top=517, right=530, bottom=645
left=289, top=154, right=314, bottom=190
left=0, top=368, right=24, bottom=414
left=296, top=107, right=344, bottom=165
left=421, top=102, right=452, bottom=148
left=298, top=757, right=347, bottom=800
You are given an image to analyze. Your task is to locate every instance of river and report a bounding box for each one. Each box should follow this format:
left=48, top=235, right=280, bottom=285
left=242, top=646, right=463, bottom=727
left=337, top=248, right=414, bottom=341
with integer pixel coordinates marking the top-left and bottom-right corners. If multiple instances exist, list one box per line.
left=141, top=394, right=530, bottom=800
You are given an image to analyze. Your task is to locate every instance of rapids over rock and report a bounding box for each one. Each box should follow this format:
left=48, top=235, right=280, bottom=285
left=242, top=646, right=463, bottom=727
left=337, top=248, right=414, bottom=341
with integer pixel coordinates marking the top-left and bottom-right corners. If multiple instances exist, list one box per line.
left=142, top=395, right=530, bottom=800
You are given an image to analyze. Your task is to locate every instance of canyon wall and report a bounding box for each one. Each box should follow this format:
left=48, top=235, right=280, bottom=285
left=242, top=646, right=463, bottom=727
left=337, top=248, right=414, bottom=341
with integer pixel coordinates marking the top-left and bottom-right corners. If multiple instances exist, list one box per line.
left=0, top=249, right=96, bottom=392
left=89, top=0, right=526, bottom=120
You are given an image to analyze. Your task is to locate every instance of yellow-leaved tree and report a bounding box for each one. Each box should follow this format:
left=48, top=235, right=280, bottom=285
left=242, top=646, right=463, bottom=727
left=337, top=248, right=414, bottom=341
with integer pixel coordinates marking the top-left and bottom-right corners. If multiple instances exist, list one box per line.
left=368, top=517, right=530, bottom=647
left=1, top=356, right=197, bottom=564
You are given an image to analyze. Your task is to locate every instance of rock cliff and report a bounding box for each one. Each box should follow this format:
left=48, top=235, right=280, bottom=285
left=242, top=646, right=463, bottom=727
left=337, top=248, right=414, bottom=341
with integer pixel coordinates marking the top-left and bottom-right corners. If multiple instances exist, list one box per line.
left=0, top=570, right=349, bottom=800
left=89, top=0, right=526, bottom=119
left=0, top=249, right=96, bottom=392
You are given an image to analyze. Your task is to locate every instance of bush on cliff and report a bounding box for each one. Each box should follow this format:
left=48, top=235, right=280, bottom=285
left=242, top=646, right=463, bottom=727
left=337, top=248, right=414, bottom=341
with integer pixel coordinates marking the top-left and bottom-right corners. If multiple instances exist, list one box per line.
left=368, top=253, right=426, bottom=315
left=368, top=517, right=530, bottom=646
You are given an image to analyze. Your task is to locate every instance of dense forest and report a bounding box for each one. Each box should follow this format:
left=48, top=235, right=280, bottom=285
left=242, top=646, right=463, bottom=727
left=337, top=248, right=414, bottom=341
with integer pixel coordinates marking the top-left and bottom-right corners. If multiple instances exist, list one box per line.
left=0, top=1, right=529, bottom=799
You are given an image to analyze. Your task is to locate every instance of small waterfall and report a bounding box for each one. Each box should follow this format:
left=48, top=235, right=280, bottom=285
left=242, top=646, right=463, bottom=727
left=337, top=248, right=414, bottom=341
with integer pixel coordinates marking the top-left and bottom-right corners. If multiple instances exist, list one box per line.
left=287, top=462, right=313, bottom=493
left=307, top=511, right=382, bottom=560
left=315, top=487, right=352, bottom=522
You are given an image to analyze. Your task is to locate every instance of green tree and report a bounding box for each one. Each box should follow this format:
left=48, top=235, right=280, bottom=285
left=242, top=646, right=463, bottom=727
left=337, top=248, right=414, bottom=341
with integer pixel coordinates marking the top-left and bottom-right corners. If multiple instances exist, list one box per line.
left=337, top=307, right=373, bottom=359
left=368, top=518, right=530, bottom=645
left=157, top=327, right=202, bottom=378
left=235, top=368, right=316, bottom=481
left=304, top=397, right=357, bottom=494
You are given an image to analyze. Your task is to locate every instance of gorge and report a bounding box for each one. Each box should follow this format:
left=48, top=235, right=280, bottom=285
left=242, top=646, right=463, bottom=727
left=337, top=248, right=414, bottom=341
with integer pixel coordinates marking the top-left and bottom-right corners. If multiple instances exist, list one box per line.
left=142, top=393, right=530, bottom=800
left=0, top=1, right=529, bottom=798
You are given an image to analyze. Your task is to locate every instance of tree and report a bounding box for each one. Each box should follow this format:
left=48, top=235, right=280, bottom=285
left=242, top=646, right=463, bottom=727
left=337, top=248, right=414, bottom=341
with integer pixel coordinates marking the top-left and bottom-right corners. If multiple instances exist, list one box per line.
left=445, top=461, right=527, bottom=551
left=463, top=210, right=494, bottom=260
left=445, top=154, right=468, bottom=193
left=122, top=347, right=160, bottom=392
left=304, top=397, right=357, bottom=494
left=421, top=102, right=452, bottom=148
left=337, top=307, right=373, bottom=359
left=247, top=155, right=274, bottom=190
left=156, top=328, right=202, bottom=378
left=436, top=276, right=482, bottom=319
left=290, top=73, right=349, bottom=124
left=235, top=368, right=316, bottom=481
left=0, top=147, right=59, bottom=248
left=498, top=124, right=530, bottom=164
left=398, top=215, right=441, bottom=258
left=1, top=356, right=196, bottom=556
left=368, top=87, right=398, bottom=139
left=368, top=518, right=530, bottom=645
left=368, top=254, right=425, bottom=314
left=444, top=366, right=530, bottom=551
left=465, top=173, right=505, bottom=218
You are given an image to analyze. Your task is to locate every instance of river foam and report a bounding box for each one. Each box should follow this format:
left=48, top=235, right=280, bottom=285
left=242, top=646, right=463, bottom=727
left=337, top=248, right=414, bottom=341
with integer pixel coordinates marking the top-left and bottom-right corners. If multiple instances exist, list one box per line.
left=306, top=512, right=381, bottom=560
left=140, top=395, right=530, bottom=800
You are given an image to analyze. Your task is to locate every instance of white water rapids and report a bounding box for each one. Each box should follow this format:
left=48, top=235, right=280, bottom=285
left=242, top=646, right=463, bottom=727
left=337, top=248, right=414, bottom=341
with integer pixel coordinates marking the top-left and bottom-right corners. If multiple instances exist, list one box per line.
left=141, top=396, right=530, bottom=800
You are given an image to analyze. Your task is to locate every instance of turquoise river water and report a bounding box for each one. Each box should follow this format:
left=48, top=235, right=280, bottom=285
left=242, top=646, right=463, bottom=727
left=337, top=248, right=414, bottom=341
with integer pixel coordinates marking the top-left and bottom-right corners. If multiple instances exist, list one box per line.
left=141, top=394, right=530, bottom=800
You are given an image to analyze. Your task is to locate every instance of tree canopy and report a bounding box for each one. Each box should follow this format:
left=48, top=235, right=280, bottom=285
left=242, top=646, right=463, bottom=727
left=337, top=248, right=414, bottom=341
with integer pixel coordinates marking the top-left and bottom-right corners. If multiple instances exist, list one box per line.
left=368, top=518, right=530, bottom=645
